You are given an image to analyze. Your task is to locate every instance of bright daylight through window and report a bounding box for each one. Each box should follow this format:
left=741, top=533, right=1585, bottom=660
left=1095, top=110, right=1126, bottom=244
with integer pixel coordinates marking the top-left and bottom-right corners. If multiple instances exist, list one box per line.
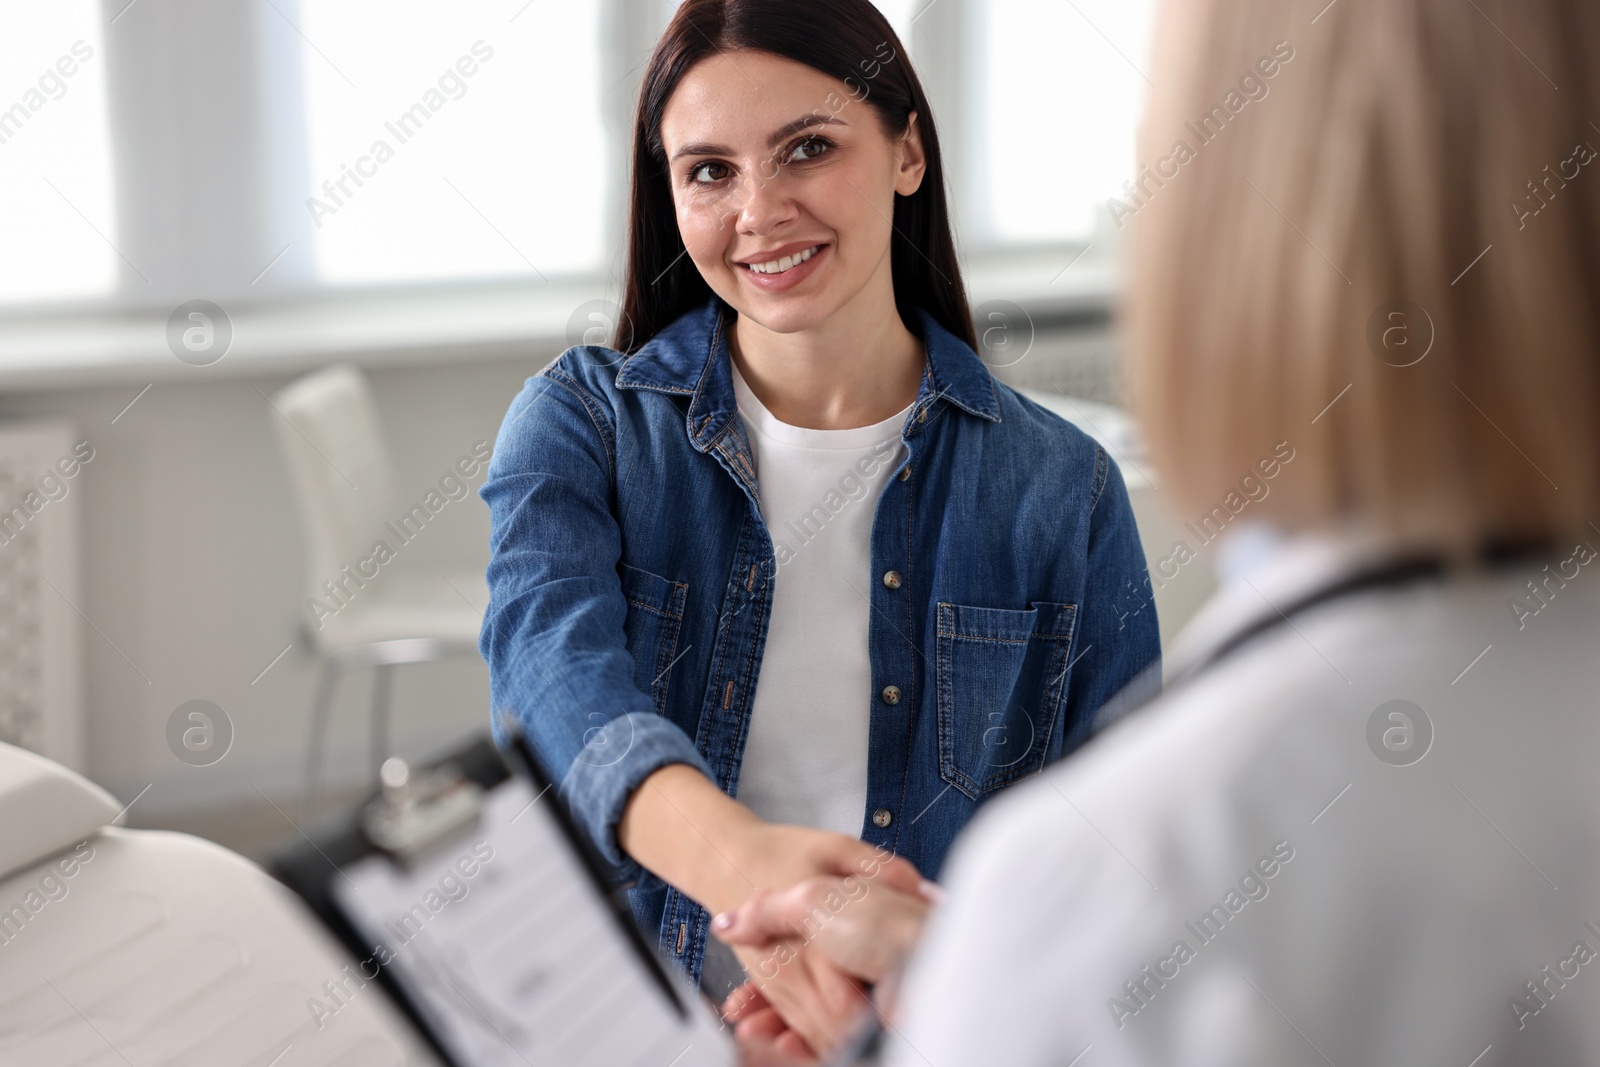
left=298, top=0, right=607, bottom=286
left=0, top=2, right=116, bottom=306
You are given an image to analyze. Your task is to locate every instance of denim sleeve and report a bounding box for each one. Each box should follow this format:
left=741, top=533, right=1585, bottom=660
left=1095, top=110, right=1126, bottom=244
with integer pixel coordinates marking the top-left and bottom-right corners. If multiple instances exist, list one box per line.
left=478, top=364, right=715, bottom=888
left=1063, top=448, right=1163, bottom=747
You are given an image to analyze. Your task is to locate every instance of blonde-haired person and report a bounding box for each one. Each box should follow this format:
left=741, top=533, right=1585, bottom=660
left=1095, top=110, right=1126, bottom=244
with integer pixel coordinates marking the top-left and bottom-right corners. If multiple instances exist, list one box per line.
left=717, top=0, right=1600, bottom=1062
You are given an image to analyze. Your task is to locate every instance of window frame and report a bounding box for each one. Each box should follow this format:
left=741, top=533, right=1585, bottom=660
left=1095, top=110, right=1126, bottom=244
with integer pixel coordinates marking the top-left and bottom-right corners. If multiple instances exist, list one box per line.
left=0, top=0, right=1117, bottom=386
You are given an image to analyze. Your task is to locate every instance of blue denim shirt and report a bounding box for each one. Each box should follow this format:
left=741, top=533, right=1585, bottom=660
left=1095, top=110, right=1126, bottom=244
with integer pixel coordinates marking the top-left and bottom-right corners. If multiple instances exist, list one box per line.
left=479, top=295, right=1160, bottom=985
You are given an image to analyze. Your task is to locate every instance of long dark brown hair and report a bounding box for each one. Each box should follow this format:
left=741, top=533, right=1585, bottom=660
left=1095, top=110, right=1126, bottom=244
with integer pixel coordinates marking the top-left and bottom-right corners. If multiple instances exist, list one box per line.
left=614, top=0, right=975, bottom=354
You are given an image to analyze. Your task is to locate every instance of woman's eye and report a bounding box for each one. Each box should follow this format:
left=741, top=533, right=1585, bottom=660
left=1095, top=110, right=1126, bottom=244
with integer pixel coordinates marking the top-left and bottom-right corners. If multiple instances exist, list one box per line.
left=688, top=161, right=729, bottom=184
left=684, top=139, right=830, bottom=185
left=788, top=136, right=833, bottom=163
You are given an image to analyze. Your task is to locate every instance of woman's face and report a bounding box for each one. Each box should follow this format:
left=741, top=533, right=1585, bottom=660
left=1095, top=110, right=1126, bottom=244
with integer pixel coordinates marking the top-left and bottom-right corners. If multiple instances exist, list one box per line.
left=659, top=49, right=925, bottom=336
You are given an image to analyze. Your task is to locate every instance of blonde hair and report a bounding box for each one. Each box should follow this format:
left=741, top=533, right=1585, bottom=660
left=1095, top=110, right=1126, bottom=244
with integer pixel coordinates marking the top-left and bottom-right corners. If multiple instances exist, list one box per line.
left=1126, top=0, right=1600, bottom=555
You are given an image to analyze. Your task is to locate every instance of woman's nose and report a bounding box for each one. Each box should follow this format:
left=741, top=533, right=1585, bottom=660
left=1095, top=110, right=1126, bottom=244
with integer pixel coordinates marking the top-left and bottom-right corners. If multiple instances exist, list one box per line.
left=732, top=162, right=799, bottom=232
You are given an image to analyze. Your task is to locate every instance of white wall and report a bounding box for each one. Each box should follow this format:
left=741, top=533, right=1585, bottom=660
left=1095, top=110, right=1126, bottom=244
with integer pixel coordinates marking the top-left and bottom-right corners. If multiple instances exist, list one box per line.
left=0, top=352, right=539, bottom=818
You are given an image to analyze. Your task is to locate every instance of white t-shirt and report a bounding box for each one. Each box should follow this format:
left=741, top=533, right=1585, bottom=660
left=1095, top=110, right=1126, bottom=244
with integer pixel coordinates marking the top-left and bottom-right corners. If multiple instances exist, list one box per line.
left=729, top=361, right=911, bottom=838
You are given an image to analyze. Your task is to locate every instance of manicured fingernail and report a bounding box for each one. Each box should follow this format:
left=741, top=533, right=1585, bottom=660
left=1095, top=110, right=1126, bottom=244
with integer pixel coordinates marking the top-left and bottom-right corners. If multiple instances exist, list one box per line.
left=919, top=879, right=946, bottom=904
left=711, top=911, right=734, bottom=931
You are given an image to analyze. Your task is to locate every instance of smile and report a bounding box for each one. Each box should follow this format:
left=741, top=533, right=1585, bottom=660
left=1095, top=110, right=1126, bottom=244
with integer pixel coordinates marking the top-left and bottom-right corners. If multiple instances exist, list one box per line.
left=742, top=244, right=824, bottom=275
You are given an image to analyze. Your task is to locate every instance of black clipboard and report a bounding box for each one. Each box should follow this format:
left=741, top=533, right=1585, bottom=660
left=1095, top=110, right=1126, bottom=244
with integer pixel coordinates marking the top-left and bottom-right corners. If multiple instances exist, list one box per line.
left=270, top=726, right=719, bottom=1067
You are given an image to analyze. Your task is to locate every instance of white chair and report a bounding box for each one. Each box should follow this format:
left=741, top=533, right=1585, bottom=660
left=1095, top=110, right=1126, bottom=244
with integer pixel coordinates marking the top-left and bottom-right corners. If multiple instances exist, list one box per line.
left=0, top=741, right=443, bottom=1066
left=270, top=364, right=486, bottom=819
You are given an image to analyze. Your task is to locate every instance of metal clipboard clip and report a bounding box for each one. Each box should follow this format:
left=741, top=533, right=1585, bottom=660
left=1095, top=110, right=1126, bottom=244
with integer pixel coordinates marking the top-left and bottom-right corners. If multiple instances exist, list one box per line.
left=360, top=755, right=485, bottom=864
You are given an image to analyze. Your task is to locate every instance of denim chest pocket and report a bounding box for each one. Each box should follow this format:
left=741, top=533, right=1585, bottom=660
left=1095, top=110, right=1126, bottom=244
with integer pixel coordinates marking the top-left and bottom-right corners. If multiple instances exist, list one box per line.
left=936, top=600, right=1078, bottom=798
left=618, top=563, right=689, bottom=716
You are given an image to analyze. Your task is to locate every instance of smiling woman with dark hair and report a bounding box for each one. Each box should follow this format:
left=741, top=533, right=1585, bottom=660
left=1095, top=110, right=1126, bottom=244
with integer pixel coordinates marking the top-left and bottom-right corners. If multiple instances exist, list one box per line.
left=476, top=0, right=1160, bottom=1059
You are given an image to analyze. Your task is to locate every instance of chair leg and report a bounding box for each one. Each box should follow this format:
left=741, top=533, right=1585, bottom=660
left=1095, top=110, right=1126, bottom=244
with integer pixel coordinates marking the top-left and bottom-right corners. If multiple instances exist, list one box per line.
left=303, top=660, right=342, bottom=822
left=371, top=662, right=395, bottom=784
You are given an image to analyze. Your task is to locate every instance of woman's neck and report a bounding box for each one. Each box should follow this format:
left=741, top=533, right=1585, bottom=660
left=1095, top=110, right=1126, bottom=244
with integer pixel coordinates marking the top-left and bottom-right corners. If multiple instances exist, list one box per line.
left=728, top=288, right=924, bottom=430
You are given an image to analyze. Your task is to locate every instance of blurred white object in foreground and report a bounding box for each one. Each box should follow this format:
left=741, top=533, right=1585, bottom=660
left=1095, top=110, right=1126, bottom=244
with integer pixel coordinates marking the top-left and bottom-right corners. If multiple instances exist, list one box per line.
left=0, top=741, right=443, bottom=1066
left=889, top=527, right=1600, bottom=1066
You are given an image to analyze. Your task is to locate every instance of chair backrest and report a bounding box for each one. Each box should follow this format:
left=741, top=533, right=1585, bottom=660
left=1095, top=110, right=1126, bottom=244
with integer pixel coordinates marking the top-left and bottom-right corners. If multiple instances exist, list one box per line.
left=0, top=742, right=443, bottom=1064
left=270, top=364, right=400, bottom=601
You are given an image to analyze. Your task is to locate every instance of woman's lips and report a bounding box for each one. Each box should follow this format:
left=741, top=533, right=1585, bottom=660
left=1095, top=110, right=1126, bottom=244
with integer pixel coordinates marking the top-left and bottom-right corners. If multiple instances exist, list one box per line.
left=738, top=243, right=829, bottom=293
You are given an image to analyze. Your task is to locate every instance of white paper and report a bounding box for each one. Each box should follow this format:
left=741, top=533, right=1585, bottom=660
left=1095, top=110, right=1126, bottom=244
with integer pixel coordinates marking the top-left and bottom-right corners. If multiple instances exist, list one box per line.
left=332, top=777, right=732, bottom=1067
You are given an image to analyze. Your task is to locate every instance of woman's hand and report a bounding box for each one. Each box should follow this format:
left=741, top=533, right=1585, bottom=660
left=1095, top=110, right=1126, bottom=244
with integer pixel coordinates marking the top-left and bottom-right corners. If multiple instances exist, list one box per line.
left=733, top=1023, right=812, bottom=1067
left=723, top=982, right=865, bottom=1065
left=722, top=936, right=869, bottom=1062
left=712, top=871, right=940, bottom=1055
left=713, top=873, right=937, bottom=983
left=718, top=822, right=934, bottom=1058
left=617, top=766, right=928, bottom=1057
left=618, top=766, right=923, bottom=905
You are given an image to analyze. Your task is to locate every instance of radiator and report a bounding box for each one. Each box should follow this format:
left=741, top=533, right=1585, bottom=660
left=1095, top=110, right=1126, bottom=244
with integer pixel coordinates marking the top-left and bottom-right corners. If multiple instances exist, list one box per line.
left=0, top=420, right=85, bottom=771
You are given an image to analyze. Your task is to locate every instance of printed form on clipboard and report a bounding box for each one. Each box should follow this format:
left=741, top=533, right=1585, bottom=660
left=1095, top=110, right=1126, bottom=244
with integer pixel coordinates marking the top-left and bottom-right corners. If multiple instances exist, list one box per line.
left=323, top=744, right=735, bottom=1067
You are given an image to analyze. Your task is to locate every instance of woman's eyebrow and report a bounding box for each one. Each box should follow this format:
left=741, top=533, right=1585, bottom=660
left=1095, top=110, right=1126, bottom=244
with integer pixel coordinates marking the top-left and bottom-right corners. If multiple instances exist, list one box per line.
left=669, top=114, right=847, bottom=162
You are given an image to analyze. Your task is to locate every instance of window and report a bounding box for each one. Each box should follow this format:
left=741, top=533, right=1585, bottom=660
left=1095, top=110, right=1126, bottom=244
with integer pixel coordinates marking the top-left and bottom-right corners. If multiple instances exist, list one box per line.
left=977, top=0, right=1156, bottom=246
left=0, top=0, right=1157, bottom=314
left=299, top=0, right=606, bottom=285
left=660, top=0, right=919, bottom=48
left=0, top=3, right=115, bottom=305
left=874, top=0, right=919, bottom=46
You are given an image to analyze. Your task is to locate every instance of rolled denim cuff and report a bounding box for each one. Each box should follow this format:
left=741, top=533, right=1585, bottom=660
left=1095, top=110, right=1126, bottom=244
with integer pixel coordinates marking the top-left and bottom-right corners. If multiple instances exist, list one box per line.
left=557, top=711, right=717, bottom=889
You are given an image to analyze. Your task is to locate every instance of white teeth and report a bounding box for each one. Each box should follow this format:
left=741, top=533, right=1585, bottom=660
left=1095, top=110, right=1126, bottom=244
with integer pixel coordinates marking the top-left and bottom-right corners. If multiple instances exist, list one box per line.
left=747, top=245, right=820, bottom=274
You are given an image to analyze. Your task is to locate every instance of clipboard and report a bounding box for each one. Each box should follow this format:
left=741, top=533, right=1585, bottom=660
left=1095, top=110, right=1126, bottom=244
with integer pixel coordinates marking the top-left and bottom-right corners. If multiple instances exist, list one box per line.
left=270, top=726, right=735, bottom=1067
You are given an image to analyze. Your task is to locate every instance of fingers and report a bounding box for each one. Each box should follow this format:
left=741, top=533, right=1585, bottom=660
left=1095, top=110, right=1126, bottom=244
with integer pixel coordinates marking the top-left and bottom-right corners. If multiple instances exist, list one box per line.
left=711, top=838, right=942, bottom=1058
left=754, top=972, right=844, bottom=1058
left=714, top=876, right=931, bottom=983
left=714, top=877, right=919, bottom=947
left=803, top=940, right=871, bottom=1014
left=826, top=839, right=927, bottom=898
left=832, top=839, right=948, bottom=907
left=733, top=1005, right=789, bottom=1043
left=873, top=854, right=930, bottom=897
left=712, top=886, right=798, bottom=947
left=762, top=964, right=864, bottom=1062
left=734, top=1022, right=818, bottom=1067
left=773, top=1028, right=818, bottom=1064
left=735, top=1025, right=815, bottom=1067
left=722, top=981, right=769, bottom=1022
left=728, top=939, right=862, bottom=1060
left=726, top=988, right=821, bottom=1063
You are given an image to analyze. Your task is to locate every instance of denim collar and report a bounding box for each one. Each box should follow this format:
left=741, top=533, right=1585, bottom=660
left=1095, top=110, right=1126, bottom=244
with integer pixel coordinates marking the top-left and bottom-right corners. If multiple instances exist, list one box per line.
left=615, top=295, right=1001, bottom=453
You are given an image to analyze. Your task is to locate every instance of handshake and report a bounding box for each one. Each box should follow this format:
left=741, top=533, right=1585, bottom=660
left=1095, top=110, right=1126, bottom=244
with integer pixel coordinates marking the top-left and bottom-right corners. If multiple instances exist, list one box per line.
left=621, top=767, right=944, bottom=1065
left=708, top=837, right=942, bottom=1065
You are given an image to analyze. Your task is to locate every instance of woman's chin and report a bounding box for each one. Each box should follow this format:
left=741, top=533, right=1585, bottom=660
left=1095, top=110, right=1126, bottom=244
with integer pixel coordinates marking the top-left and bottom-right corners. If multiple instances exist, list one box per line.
left=741, top=303, right=837, bottom=337
left=725, top=285, right=841, bottom=334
